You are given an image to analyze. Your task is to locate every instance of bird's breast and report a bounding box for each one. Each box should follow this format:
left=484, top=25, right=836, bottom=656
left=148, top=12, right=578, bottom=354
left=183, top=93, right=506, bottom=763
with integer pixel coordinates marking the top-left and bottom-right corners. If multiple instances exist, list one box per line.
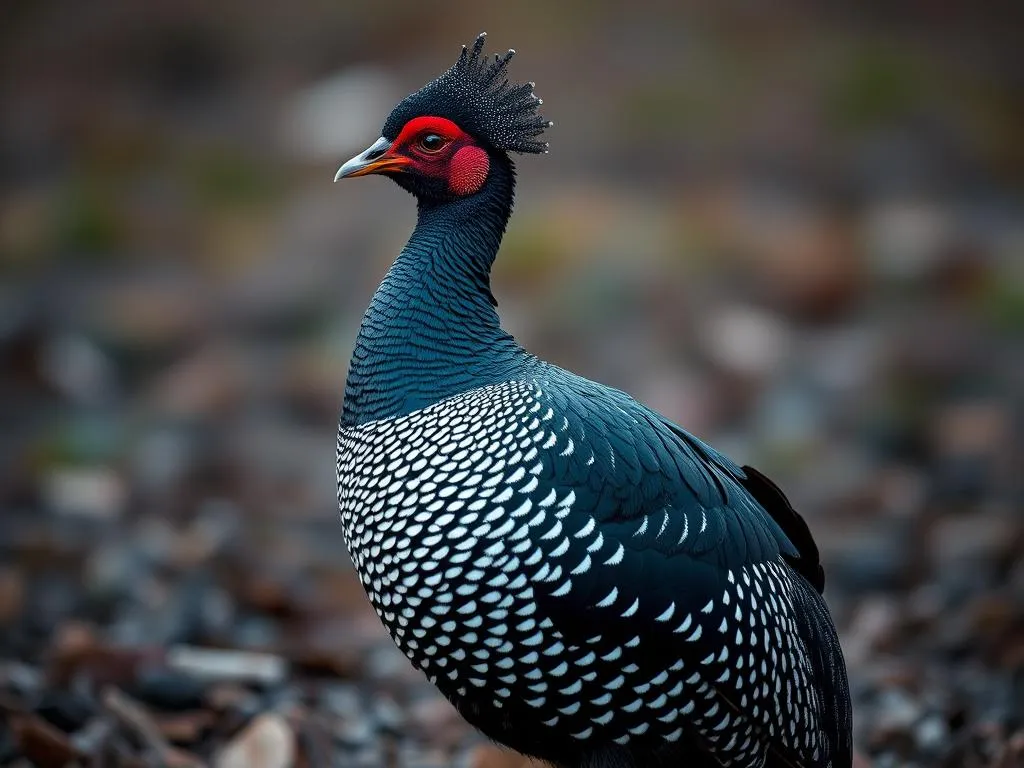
left=335, top=381, right=804, bottom=765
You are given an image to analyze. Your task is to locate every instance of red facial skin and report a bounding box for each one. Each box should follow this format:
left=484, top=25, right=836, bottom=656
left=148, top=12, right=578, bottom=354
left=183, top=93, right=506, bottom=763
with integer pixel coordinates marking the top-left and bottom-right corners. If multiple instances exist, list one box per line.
left=388, top=116, right=490, bottom=196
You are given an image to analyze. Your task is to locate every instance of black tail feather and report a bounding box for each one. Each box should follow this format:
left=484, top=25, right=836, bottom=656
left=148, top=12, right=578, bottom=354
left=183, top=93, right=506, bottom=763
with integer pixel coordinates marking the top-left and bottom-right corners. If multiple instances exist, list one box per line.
left=739, top=464, right=826, bottom=593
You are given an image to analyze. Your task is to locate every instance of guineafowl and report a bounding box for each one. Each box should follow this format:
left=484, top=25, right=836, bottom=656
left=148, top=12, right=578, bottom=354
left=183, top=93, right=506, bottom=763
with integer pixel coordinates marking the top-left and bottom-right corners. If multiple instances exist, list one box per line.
left=334, top=33, right=852, bottom=768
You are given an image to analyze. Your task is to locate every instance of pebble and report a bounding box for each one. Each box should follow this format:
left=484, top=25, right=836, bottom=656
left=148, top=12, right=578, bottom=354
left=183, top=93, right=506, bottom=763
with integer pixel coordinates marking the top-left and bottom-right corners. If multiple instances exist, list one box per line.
left=372, top=694, right=405, bottom=734
left=34, top=690, right=94, bottom=732
left=364, top=643, right=416, bottom=682
left=407, top=694, right=469, bottom=751
left=153, top=709, right=215, bottom=744
left=41, top=467, right=126, bottom=520
left=0, top=661, right=43, bottom=698
left=129, top=667, right=209, bottom=710
left=469, top=743, right=534, bottom=768
left=281, top=66, right=400, bottom=160
left=915, top=713, right=949, bottom=753
left=215, top=712, right=295, bottom=768
left=9, top=713, right=80, bottom=768
left=700, top=304, right=792, bottom=378
left=335, top=713, right=374, bottom=748
left=843, top=595, right=902, bottom=666
left=205, top=683, right=262, bottom=719
left=875, top=687, right=922, bottom=731
left=166, top=645, right=287, bottom=686
left=38, top=332, right=116, bottom=406
left=69, top=717, right=114, bottom=757
left=994, top=731, right=1024, bottom=768
left=929, top=514, right=1018, bottom=566
left=320, top=683, right=362, bottom=719
left=0, top=568, right=24, bottom=624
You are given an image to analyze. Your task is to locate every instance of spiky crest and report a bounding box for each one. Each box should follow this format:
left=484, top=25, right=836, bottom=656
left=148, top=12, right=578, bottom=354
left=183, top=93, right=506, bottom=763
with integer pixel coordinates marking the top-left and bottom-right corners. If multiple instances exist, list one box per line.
left=382, top=32, right=552, bottom=155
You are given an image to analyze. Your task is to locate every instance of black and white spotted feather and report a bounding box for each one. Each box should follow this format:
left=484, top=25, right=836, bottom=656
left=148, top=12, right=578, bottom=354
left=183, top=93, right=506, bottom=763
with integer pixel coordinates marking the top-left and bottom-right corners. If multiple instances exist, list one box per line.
left=339, top=378, right=851, bottom=767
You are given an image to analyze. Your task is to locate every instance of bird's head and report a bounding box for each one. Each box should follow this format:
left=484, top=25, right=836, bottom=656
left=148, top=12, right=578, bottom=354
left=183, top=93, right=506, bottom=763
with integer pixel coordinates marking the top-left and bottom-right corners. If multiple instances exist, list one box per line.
left=335, top=32, right=551, bottom=204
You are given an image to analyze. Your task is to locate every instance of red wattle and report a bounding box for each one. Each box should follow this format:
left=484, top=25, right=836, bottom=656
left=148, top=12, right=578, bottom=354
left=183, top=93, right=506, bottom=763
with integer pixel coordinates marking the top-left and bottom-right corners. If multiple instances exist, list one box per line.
left=448, top=145, right=489, bottom=196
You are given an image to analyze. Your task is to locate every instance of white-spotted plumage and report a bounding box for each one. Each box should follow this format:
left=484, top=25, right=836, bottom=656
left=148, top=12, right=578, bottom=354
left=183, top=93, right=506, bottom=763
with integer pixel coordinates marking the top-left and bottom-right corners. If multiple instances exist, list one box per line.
left=338, top=380, right=825, bottom=765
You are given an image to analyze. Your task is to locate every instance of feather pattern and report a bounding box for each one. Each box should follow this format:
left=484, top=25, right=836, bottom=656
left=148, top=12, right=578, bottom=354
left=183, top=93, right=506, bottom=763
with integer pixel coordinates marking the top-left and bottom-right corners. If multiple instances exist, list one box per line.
left=336, top=33, right=851, bottom=768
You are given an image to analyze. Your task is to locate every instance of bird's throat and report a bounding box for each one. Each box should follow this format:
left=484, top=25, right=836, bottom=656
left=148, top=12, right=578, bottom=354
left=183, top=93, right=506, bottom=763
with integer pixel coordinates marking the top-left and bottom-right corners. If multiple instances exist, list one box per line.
left=341, top=155, right=523, bottom=426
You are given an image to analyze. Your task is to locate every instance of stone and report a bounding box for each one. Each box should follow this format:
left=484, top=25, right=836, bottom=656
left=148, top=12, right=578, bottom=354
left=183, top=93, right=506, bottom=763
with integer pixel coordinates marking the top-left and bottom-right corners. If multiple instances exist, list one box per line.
left=215, top=713, right=295, bottom=768
left=469, top=743, right=535, bottom=768
left=0, top=568, right=24, bottom=624
left=166, top=645, right=287, bottom=686
left=41, top=467, right=126, bottom=520
left=10, top=713, right=80, bottom=768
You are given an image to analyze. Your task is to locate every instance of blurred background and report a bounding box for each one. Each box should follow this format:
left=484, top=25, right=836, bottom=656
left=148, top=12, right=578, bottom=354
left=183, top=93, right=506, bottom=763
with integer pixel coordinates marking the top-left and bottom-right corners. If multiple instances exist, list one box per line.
left=1, top=1, right=1022, bottom=766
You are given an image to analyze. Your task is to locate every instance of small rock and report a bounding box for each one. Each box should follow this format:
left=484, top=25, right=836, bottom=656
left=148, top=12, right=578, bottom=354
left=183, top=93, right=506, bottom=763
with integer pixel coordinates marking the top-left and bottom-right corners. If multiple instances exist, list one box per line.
left=0, top=661, right=43, bottom=698
left=41, top=467, right=126, bottom=520
left=281, top=66, right=399, bottom=160
left=166, top=645, right=287, bottom=686
left=10, top=712, right=81, bottom=768
left=50, top=633, right=163, bottom=690
left=335, top=713, right=373, bottom=747
left=407, top=693, right=468, bottom=751
left=129, top=667, right=208, bottom=710
left=863, top=199, right=951, bottom=281
left=0, top=567, right=24, bottom=623
left=87, top=275, right=207, bottom=355
left=344, top=742, right=384, bottom=768
left=364, top=643, right=415, bottom=682
left=38, top=332, right=116, bottom=405
left=915, top=713, right=948, bottom=753
left=930, top=514, right=1019, bottom=565
left=35, top=689, right=95, bottom=732
left=205, top=683, right=261, bottom=717
left=469, top=743, right=533, bottom=768
left=993, top=730, right=1024, bottom=768
left=84, top=539, right=148, bottom=600
left=700, top=304, right=792, bottom=378
left=844, top=596, right=902, bottom=666
left=69, top=717, right=114, bottom=757
left=154, top=710, right=215, bottom=745
left=320, top=683, right=362, bottom=718
left=875, top=687, right=922, bottom=731
left=933, top=400, right=1009, bottom=459
left=233, top=615, right=281, bottom=649
left=215, top=712, right=295, bottom=768
left=372, top=694, right=404, bottom=735
left=145, top=343, right=242, bottom=419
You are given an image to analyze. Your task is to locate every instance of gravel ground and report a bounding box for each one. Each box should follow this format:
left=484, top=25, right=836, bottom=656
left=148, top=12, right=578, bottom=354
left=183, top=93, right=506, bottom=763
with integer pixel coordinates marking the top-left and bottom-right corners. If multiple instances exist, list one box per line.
left=0, top=277, right=1020, bottom=767
left=2, top=2, right=1022, bottom=766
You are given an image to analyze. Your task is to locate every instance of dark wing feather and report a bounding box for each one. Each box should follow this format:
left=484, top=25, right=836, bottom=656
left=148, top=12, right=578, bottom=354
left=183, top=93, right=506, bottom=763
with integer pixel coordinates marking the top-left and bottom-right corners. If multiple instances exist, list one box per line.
left=737, top=464, right=825, bottom=593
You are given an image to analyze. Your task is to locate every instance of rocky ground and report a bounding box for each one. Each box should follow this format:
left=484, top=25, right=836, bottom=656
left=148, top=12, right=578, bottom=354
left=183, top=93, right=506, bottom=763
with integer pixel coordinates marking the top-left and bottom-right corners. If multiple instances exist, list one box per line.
left=0, top=204, right=1020, bottom=768
left=0, top=406, right=1021, bottom=768
left=2, top=2, right=1022, bottom=766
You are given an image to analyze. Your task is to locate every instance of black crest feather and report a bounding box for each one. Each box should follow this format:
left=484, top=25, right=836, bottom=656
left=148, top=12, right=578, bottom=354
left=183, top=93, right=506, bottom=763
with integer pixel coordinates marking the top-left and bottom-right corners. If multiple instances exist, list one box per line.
left=382, top=32, right=551, bottom=154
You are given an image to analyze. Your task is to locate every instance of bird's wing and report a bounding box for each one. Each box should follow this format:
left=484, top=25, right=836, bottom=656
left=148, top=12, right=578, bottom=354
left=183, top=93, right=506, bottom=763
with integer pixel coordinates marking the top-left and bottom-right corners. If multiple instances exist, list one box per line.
left=522, top=374, right=844, bottom=766
left=537, top=375, right=803, bottom=574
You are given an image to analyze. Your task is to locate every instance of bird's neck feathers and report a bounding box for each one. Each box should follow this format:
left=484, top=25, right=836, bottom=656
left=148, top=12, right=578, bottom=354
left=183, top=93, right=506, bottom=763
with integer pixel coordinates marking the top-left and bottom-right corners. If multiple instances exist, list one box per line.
left=342, top=154, right=524, bottom=426
left=414, top=150, right=516, bottom=300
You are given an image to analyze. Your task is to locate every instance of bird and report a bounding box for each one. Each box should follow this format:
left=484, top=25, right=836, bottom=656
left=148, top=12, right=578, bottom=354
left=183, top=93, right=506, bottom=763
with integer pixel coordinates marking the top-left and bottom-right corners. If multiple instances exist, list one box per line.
left=333, top=33, right=852, bottom=768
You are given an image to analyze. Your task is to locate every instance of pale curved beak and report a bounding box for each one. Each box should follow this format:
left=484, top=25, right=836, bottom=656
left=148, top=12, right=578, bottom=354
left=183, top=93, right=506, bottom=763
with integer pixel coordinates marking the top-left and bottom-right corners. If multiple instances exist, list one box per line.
left=335, top=137, right=408, bottom=181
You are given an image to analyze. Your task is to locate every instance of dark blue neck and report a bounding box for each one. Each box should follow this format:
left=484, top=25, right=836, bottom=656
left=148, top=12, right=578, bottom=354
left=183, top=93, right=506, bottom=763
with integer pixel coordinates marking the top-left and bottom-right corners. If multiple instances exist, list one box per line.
left=342, top=154, right=527, bottom=426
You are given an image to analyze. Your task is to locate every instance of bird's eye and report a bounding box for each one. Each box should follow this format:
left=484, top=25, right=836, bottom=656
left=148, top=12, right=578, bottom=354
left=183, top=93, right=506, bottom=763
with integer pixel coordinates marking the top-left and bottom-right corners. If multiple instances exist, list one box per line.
left=418, top=134, right=446, bottom=152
